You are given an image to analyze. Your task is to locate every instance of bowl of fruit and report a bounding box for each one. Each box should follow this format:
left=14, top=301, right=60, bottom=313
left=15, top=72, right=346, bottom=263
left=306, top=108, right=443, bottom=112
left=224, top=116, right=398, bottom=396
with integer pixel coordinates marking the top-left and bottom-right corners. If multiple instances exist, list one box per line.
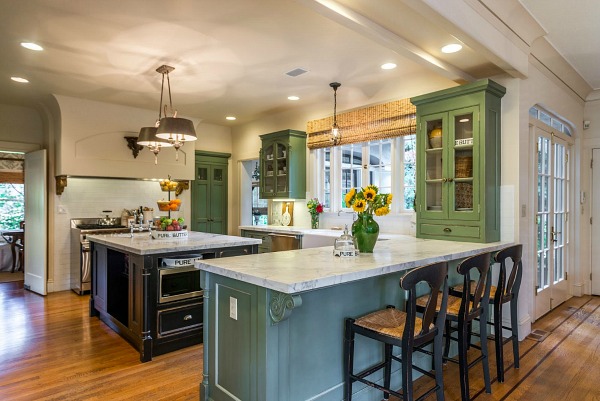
left=152, top=217, right=188, bottom=239
left=157, top=198, right=181, bottom=211
left=159, top=178, right=178, bottom=192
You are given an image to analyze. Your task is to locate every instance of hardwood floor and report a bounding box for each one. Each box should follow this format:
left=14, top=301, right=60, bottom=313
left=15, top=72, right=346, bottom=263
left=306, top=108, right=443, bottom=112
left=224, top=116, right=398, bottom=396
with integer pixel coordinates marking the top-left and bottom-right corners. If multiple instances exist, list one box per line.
left=0, top=282, right=201, bottom=400
left=1, top=281, right=599, bottom=400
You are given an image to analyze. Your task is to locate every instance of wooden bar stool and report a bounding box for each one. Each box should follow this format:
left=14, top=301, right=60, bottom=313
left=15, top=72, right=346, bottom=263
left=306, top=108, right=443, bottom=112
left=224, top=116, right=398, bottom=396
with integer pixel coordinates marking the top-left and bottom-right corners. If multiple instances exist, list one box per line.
left=344, top=261, right=449, bottom=401
left=417, top=252, right=492, bottom=401
left=452, top=244, right=522, bottom=382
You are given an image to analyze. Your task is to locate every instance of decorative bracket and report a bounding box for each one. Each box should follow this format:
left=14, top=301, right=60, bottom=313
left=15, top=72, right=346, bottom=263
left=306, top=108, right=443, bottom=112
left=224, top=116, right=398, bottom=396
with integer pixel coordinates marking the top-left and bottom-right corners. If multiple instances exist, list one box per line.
left=269, top=291, right=302, bottom=324
left=125, top=136, right=143, bottom=158
left=56, top=175, right=67, bottom=195
left=175, top=180, right=190, bottom=196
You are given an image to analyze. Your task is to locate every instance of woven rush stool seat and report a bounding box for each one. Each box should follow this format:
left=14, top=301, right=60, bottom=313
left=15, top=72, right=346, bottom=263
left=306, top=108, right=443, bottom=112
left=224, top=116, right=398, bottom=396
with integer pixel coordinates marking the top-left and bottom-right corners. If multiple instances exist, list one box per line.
left=344, top=261, right=449, bottom=401
left=416, top=252, right=493, bottom=401
left=450, top=244, right=523, bottom=383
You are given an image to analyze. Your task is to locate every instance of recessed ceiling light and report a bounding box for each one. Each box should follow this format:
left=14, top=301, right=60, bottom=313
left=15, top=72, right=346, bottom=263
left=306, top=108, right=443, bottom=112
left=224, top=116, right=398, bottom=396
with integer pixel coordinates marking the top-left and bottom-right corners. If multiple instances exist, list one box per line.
left=381, top=63, right=397, bottom=70
left=441, top=43, right=462, bottom=54
left=287, top=96, right=300, bottom=101
left=21, top=42, right=43, bottom=51
left=225, top=116, right=236, bottom=121
left=11, top=77, right=29, bottom=83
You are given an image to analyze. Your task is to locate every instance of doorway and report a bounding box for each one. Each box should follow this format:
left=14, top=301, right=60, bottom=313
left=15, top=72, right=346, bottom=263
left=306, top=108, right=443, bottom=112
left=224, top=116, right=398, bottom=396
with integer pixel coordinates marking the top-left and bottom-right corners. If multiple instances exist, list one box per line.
left=533, top=123, right=571, bottom=319
left=591, top=148, right=600, bottom=294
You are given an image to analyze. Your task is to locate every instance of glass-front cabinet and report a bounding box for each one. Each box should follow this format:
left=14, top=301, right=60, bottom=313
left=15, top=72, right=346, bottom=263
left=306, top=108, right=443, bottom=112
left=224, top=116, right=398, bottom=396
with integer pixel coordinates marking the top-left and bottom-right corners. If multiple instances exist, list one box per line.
left=259, top=129, right=306, bottom=199
left=412, top=79, right=505, bottom=242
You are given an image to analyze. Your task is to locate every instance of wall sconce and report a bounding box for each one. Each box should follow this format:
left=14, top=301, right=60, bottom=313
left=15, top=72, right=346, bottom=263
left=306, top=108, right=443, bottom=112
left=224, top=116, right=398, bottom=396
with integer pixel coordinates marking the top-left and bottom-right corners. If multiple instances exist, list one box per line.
left=329, top=82, right=341, bottom=145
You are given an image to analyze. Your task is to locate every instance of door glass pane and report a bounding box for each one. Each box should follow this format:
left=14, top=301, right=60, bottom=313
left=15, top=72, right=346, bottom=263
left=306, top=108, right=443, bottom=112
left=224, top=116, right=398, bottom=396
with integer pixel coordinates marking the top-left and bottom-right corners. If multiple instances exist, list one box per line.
left=425, top=119, right=443, bottom=211
left=198, top=167, right=207, bottom=181
left=537, top=136, right=551, bottom=291
left=213, top=168, right=223, bottom=182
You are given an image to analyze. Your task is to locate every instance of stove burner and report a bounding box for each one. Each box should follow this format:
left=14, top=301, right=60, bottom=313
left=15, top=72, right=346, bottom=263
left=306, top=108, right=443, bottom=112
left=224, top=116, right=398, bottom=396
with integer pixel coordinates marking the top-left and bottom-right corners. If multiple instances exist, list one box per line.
left=76, top=224, right=126, bottom=230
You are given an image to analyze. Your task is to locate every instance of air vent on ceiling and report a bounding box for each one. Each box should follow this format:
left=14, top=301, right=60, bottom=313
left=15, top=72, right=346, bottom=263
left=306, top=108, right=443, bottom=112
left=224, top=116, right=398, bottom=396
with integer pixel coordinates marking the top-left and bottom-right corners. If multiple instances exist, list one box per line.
left=286, top=67, right=309, bottom=77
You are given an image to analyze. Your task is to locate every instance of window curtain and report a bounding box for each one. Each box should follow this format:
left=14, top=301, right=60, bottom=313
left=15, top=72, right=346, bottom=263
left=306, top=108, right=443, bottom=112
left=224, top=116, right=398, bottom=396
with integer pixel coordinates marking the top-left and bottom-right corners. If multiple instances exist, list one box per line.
left=0, top=153, right=24, bottom=184
left=306, top=98, right=417, bottom=150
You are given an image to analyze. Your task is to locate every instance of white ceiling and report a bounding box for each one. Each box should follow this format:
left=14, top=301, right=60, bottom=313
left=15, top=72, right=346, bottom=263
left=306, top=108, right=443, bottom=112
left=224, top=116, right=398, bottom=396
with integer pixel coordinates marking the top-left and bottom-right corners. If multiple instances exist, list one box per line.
left=521, top=0, right=600, bottom=90
left=0, top=0, right=595, bottom=127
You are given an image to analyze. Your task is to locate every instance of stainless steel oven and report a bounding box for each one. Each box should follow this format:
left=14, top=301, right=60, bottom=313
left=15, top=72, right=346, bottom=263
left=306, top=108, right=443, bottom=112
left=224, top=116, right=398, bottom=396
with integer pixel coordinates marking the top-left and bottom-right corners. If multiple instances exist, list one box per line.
left=158, top=265, right=203, bottom=304
left=70, top=218, right=129, bottom=295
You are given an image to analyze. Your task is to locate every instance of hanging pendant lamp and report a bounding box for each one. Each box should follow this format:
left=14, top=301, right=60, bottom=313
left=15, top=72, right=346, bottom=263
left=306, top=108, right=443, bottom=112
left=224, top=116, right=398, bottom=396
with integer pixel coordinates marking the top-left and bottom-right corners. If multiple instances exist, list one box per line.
left=329, top=82, right=341, bottom=145
left=137, top=126, right=172, bottom=165
left=154, top=65, right=197, bottom=160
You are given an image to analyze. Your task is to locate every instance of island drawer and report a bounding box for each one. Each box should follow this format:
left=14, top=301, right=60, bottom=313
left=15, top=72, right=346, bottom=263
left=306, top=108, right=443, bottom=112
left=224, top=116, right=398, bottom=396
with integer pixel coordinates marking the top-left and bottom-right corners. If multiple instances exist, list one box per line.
left=419, top=223, right=480, bottom=239
left=157, top=302, right=203, bottom=338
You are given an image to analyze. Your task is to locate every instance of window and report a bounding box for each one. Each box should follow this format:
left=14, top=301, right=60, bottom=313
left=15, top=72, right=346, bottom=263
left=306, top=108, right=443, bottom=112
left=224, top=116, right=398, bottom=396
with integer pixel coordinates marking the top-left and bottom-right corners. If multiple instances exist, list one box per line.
left=314, top=135, right=416, bottom=212
left=0, top=183, right=24, bottom=230
left=529, top=106, right=572, bottom=136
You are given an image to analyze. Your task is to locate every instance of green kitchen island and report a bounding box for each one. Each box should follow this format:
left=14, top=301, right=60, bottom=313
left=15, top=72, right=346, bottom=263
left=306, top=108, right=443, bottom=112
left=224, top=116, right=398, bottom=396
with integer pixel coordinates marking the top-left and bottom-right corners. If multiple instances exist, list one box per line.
left=197, top=235, right=510, bottom=401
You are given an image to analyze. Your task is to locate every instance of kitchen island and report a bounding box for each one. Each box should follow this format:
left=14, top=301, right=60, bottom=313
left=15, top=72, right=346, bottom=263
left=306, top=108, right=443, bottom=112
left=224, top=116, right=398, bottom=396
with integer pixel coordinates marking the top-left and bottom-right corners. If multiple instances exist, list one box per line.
left=197, top=235, right=511, bottom=401
left=87, top=231, right=260, bottom=362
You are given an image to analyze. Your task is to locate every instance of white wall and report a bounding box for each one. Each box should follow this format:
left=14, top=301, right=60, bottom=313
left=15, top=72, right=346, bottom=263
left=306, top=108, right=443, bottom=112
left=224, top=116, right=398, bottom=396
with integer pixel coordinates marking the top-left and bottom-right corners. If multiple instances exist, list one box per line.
left=52, top=177, right=191, bottom=291
left=0, top=103, right=44, bottom=146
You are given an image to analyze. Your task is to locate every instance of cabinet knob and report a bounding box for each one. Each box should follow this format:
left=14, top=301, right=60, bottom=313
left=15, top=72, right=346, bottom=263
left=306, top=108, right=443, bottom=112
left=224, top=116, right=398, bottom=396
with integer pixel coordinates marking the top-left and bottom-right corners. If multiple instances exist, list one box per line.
left=442, top=178, right=448, bottom=183
left=184, top=314, right=193, bottom=321
left=447, top=178, right=454, bottom=182
left=443, top=227, right=452, bottom=233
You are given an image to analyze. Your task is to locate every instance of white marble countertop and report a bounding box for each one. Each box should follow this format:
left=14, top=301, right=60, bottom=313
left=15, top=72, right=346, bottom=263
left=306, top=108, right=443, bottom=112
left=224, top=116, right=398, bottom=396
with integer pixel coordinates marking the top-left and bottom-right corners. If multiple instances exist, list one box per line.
left=197, top=235, right=512, bottom=294
left=238, top=225, right=400, bottom=239
left=87, top=231, right=261, bottom=255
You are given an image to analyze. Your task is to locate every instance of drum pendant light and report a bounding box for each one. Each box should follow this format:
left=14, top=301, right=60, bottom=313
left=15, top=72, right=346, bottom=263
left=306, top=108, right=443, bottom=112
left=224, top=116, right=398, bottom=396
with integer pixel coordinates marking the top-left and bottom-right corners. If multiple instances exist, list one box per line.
left=137, top=126, right=172, bottom=165
left=154, top=65, right=197, bottom=160
left=329, top=82, right=341, bottom=145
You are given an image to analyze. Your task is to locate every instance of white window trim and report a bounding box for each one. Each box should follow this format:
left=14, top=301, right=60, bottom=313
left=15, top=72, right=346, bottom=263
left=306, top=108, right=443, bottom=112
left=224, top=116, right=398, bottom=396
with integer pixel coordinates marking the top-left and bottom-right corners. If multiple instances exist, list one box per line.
left=310, top=136, right=415, bottom=215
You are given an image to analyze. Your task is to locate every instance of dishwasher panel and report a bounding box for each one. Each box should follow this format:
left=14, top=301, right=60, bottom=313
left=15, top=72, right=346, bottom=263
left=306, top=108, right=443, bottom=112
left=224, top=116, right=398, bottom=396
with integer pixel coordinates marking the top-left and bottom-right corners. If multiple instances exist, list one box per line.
left=269, top=233, right=301, bottom=252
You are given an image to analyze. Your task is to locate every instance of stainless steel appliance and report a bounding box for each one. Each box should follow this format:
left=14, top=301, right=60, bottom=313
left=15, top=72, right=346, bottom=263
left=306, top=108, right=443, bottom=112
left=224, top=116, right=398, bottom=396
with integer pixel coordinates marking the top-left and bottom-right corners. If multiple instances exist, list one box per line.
left=70, top=218, right=129, bottom=295
left=269, top=233, right=301, bottom=252
left=158, top=265, right=203, bottom=304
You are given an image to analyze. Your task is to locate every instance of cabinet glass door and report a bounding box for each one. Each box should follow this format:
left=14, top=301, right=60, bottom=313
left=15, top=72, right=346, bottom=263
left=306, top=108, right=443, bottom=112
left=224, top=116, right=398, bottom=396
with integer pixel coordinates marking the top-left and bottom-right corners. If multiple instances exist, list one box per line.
left=449, top=107, right=478, bottom=221
left=422, top=113, right=446, bottom=217
left=276, top=143, right=288, bottom=194
left=261, top=143, right=275, bottom=196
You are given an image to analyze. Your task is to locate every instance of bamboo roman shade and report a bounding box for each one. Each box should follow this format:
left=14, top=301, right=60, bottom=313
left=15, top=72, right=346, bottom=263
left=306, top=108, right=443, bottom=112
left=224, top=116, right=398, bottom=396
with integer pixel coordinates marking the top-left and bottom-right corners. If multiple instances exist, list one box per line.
left=306, top=98, right=416, bottom=149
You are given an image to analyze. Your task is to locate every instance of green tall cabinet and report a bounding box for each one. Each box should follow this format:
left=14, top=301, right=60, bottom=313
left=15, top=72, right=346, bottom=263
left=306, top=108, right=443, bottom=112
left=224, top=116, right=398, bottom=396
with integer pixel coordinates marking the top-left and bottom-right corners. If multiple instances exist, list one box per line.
left=192, top=151, right=230, bottom=234
left=411, top=79, right=506, bottom=243
left=259, top=129, right=306, bottom=199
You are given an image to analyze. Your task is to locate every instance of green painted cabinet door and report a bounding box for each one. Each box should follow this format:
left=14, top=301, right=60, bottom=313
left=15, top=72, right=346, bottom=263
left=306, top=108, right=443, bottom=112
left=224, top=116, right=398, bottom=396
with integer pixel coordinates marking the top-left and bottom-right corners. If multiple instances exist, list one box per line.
left=412, top=79, right=505, bottom=243
left=192, top=152, right=230, bottom=234
left=259, top=129, right=306, bottom=199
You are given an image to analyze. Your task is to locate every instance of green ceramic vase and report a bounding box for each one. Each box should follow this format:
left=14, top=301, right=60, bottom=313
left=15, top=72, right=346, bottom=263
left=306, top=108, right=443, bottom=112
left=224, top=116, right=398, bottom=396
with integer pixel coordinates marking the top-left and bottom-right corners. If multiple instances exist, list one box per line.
left=352, top=213, right=379, bottom=253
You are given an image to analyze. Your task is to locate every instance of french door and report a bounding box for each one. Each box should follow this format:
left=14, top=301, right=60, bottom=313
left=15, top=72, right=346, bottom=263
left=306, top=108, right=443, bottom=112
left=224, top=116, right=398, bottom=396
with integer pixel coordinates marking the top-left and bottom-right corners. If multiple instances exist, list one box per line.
left=534, top=126, right=570, bottom=319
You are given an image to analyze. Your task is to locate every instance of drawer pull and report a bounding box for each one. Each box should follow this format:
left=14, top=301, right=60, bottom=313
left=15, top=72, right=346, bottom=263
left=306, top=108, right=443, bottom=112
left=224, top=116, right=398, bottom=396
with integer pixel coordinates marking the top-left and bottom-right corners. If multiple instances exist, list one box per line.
left=443, top=228, right=452, bottom=233
left=183, top=314, right=193, bottom=321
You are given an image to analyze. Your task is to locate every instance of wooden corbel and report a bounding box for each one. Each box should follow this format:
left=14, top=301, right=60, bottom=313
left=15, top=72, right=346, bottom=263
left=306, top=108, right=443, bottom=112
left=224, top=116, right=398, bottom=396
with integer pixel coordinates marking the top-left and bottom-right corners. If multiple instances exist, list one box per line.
left=56, top=176, right=67, bottom=195
left=175, top=181, right=190, bottom=196
left=125, top=136, right=143, bottom=158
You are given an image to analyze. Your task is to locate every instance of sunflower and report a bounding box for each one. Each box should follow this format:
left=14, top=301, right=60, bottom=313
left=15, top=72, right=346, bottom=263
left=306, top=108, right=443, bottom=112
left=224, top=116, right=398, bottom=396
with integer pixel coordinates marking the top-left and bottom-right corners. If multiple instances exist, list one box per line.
left=352, top=199, right=366, bottom=213
left=386, top=194, right=393, bottom=205
left=375, top=206, right=390, bottom=216
left=363, top=186, right=377, bottom=202
left=344, top=188, right=356, bottom=207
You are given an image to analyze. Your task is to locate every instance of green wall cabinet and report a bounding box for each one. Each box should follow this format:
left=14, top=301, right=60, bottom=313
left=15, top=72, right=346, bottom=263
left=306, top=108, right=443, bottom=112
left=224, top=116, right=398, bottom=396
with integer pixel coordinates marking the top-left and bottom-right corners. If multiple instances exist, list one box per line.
left=192, top=151, right=230, bottom=234
left=411, top=79, right=506, bottom=243
left=259, top=129, right=306, bottom=199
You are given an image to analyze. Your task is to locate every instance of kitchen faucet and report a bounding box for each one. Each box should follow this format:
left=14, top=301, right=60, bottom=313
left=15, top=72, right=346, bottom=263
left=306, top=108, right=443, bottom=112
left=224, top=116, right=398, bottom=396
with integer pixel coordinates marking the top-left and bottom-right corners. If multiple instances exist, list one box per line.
left=337, top=209, right=357, bottom=221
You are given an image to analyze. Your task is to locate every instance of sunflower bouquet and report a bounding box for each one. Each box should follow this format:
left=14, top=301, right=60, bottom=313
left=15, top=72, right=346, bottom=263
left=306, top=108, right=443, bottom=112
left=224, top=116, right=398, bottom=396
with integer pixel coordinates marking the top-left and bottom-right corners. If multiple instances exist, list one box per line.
left=344, top=185, right=392, bottom=217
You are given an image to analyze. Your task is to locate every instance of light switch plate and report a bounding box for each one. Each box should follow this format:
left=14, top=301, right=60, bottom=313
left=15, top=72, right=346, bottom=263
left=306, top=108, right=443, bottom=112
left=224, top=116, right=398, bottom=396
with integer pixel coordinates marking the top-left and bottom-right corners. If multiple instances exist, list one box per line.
left=229, top=296, right=238, bottom=320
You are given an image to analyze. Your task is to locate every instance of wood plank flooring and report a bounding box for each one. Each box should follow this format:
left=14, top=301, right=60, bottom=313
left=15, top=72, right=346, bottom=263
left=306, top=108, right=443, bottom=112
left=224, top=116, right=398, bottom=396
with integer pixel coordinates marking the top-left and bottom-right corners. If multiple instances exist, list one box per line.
left=1, top=281, right=599, bottom=400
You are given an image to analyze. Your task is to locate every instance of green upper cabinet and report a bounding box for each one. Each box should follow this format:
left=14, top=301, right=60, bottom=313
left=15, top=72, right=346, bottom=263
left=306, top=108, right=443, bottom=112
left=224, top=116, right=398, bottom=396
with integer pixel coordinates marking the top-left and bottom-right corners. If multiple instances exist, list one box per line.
left=411, top=79, right=506, bottom=243
left=259, top=129, right=307, bottom=199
